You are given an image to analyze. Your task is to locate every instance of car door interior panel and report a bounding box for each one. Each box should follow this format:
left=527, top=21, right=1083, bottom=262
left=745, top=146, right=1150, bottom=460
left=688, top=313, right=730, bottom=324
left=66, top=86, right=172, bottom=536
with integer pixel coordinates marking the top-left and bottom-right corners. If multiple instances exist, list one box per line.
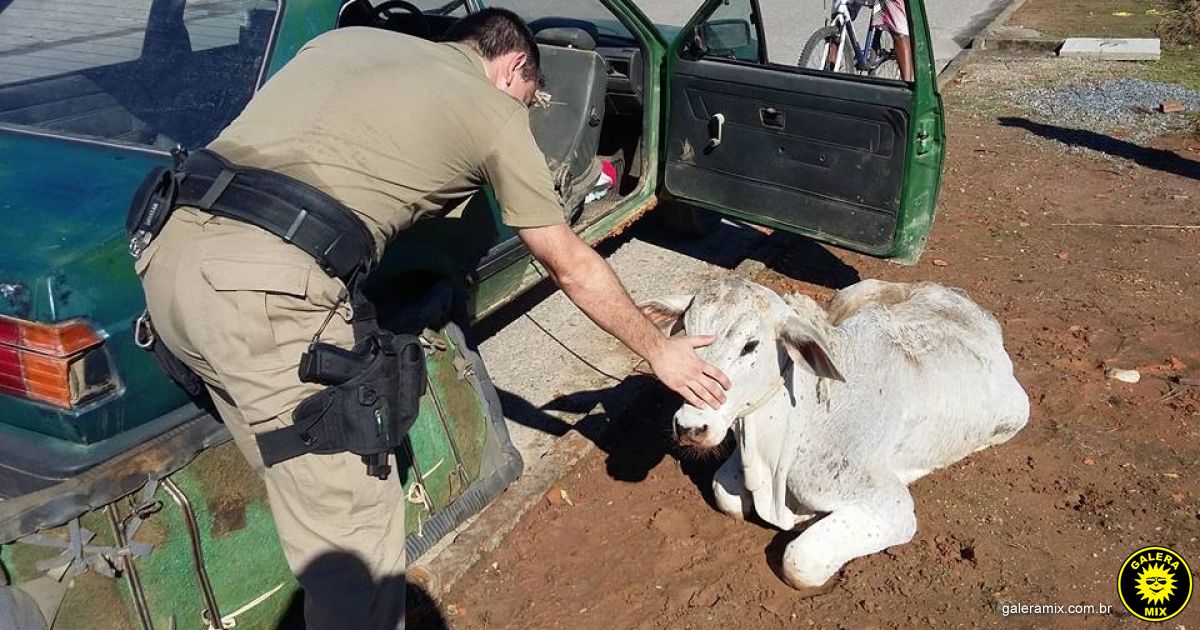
left=531, top=39, right=607, bottom=213
left=666, top=57, right=912, bottom=249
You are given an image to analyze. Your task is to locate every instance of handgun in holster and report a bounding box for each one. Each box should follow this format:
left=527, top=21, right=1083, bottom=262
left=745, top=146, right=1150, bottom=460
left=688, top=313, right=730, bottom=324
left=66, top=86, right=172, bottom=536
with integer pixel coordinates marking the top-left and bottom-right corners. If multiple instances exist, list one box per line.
left=255, top=330, right=426, bottom=480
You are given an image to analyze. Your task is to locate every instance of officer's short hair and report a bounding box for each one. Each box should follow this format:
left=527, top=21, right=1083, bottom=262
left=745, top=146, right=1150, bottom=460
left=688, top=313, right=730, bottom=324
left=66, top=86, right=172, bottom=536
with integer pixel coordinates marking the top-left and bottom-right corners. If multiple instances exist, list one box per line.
left=444, top=8, right=541, bottom=83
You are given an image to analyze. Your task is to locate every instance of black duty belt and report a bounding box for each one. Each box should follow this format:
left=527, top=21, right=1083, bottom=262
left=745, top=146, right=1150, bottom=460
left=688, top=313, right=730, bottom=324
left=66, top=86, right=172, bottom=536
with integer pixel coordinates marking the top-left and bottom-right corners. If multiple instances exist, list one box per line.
left=129, top=148, right=376, bottom=282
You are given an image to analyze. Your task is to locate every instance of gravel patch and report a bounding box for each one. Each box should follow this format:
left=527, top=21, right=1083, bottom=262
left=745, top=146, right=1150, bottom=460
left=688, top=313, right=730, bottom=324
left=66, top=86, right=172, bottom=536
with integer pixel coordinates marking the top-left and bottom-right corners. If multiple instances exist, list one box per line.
left=1005, top=78, right=1200, bottom=142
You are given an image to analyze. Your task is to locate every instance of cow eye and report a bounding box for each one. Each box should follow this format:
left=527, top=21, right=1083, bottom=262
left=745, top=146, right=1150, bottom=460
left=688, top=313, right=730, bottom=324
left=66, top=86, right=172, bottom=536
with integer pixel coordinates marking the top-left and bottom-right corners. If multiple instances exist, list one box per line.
left=740, top=340, right=759, bottom=356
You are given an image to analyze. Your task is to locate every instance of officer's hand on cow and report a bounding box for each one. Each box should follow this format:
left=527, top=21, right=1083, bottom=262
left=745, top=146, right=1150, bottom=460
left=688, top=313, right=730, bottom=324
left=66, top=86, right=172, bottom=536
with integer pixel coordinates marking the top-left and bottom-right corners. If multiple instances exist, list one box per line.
left=517, top=223, right=730, bottom=409
left=646, top=335, right=731, bottom=410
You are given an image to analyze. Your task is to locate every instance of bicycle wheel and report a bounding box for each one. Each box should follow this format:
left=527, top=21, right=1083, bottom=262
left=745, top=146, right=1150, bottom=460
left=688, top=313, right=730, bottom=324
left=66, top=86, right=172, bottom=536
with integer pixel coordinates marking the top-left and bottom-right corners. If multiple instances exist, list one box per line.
left=798, top=25, right=854, bottom=73
left=866, top=31, right=902, bottom=80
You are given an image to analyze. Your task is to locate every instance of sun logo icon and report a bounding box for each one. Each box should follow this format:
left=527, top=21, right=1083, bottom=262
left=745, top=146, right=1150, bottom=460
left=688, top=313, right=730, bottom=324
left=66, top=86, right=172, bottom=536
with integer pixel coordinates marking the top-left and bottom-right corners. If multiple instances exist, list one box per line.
left=1135, top=563, right=1177, bottom=605
left=1119, top=546, right=1193, bottom=621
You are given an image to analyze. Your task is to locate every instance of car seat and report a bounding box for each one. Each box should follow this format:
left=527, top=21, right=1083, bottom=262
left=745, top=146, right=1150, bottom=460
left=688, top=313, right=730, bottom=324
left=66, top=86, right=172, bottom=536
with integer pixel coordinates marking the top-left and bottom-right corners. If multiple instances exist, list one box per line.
left=529, top=29, right=607, bottom=215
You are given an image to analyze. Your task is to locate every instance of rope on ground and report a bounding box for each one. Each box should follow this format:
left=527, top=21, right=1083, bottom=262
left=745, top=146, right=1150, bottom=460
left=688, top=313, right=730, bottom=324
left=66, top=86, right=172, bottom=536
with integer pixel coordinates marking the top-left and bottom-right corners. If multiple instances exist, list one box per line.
left=523, top=313, right=628, bottom=382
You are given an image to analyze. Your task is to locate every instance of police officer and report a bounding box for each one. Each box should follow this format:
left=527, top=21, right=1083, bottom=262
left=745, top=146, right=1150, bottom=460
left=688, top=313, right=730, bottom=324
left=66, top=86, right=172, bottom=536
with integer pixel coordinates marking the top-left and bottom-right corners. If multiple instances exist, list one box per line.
left=134, top=8, right=729, bottom=630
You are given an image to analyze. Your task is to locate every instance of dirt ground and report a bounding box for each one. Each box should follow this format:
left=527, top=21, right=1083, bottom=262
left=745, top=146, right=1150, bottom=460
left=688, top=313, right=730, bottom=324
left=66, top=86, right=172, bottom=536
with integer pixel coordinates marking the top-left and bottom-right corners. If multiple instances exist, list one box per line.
left=1008, top=0, right=1170, bottom=39
left=436, top=57, right=1200, bottom=629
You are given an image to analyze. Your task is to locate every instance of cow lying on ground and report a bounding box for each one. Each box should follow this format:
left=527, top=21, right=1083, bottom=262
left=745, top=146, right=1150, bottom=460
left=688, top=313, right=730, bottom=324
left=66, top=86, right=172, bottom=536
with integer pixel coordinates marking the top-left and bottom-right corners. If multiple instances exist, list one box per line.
left=640, top=277, right=1029, bottom=590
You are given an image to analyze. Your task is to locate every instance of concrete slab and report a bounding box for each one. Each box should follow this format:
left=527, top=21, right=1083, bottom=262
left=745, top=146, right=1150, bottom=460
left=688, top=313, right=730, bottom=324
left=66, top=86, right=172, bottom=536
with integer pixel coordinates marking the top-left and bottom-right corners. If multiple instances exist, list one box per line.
left=989, top=25, right=1045, bottom=40
left=1059, top=38, right=1161, bottom=61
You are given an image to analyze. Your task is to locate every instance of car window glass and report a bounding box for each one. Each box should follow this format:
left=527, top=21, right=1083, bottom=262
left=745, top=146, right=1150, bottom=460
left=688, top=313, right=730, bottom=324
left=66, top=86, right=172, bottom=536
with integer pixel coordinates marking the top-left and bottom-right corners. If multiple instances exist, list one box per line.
left=680, top=0, right=763, bottom=63
left=0, top=0, right=280, bottom=149
left=678, top=0, right=910, bottom=82
left=481, top=0, right=635, bottom=44
left=643, top=0, right=850, bottom=64
left=792, top=0, right=909, bottom=81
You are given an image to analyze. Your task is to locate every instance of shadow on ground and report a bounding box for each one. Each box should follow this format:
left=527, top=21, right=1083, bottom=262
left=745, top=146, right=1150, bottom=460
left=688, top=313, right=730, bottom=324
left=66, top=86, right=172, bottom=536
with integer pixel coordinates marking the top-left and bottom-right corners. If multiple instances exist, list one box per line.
left=999, top=116, right=1200, bottom=180
left=497, top=373, right=724, bottom=487
left=475, top=212, right=860, bottom=343
left=497, top=375, right=682, bottom=484
left=276, top=555, right=447, bottom=629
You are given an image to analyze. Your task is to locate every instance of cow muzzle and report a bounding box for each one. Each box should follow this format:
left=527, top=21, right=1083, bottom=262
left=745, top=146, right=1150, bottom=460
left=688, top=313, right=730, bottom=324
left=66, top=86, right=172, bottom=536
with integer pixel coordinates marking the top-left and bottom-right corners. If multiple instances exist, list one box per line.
left=674, top=413, right=727, bottom=450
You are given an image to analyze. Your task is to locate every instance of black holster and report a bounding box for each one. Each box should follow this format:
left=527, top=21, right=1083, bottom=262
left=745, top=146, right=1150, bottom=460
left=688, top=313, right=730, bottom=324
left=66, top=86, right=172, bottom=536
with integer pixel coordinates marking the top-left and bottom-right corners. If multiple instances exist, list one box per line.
left=255, top=330, right=426, bottom=479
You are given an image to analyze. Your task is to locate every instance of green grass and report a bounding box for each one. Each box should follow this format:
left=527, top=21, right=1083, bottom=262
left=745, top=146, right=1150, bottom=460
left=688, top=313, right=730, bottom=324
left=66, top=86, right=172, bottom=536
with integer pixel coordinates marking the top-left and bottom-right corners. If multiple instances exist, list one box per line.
left=1144, top=45, right=1200, bottom=88
left=1009, top=0, right=1171, bottom=39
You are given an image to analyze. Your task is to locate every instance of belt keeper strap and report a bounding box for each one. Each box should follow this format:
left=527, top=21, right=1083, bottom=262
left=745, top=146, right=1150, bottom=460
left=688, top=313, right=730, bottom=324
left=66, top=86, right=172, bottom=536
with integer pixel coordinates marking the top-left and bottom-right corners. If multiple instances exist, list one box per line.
left=256, top=423, right=326, bottom=467
left=283, top=208, right=309, bottom=242
left=196, top=169, right=236, bottom=210
left=255, top=400, right=346, bottom=467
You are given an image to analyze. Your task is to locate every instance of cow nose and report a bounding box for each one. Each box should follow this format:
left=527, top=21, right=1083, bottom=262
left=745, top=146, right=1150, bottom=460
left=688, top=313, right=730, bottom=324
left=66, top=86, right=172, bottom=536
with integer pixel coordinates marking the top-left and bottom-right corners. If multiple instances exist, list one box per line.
left=676, top=422, right=708, bottom=440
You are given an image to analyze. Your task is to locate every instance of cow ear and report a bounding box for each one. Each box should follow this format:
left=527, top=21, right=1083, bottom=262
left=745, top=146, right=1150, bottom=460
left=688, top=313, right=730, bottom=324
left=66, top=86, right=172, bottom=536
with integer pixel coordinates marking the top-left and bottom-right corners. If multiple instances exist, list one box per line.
left=637, top=294, right=693, bottom=336
left=777, top=315, right=844, bottom=382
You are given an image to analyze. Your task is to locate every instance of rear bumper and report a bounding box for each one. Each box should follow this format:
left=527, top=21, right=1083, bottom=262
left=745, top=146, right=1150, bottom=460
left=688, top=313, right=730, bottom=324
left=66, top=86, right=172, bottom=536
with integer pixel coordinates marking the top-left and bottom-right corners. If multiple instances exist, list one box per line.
left=0, top=405, right=228, bottom=542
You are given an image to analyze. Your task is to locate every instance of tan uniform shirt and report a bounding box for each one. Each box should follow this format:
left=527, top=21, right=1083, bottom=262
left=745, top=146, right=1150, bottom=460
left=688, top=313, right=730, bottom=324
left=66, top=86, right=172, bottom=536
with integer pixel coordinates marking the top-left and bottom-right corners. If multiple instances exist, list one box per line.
left=209, top=27, right=565, bottom=256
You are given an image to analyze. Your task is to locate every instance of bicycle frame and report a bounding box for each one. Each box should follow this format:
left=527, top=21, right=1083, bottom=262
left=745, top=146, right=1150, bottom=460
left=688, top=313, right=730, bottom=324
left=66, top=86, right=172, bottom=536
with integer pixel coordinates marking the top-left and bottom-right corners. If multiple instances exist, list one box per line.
left=824, top=0, right=888, bottom=73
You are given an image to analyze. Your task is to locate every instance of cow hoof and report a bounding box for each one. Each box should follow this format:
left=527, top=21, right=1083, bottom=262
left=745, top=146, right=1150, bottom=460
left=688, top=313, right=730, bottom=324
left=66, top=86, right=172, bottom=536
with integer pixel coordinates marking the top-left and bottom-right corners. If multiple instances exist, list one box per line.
left=712, top=484, right=752, bottom=520
left=712, top=501, right=751, bottom=521
left=781, top=572, right=840, bottom=598
left=719, top=508, right=748, bottom=521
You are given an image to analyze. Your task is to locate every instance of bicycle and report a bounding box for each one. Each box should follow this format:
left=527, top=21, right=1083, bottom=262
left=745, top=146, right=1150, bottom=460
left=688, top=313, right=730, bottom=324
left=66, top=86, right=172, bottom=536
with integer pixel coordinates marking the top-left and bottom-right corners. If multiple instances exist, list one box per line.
left=797, top=0, right=901, bottom=80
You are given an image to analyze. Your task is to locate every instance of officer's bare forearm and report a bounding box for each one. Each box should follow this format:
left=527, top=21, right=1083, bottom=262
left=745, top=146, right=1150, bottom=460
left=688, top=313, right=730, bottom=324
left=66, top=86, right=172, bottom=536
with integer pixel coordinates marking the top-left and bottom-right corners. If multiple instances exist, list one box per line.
left=517, top=224, right=665, bottom=361
left=554, top=249, right=667, bottom=361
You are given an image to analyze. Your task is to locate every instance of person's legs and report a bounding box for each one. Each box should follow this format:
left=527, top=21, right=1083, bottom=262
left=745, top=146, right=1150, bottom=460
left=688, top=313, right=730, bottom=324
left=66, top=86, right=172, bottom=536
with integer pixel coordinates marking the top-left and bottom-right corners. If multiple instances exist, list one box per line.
left=265, top=447, right=407, bottom=629
left=826, top=37, right=843, bottom=71
left=893, top=33, right=913, bottom=81
left=140, top=212, right=408, bottom=629
left=880, top=0, right=914, bottom=81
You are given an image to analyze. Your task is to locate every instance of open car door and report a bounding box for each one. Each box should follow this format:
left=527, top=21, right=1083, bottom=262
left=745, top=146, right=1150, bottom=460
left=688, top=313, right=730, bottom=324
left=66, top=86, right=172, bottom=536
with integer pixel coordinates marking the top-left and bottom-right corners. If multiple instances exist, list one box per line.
left=662, top=0, right=945, bottom=263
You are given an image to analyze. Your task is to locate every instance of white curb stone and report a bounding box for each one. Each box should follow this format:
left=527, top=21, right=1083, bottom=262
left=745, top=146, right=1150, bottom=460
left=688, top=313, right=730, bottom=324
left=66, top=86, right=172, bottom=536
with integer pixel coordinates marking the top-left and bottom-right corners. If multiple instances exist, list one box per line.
left=1059, top=38, right=1161, bottom=61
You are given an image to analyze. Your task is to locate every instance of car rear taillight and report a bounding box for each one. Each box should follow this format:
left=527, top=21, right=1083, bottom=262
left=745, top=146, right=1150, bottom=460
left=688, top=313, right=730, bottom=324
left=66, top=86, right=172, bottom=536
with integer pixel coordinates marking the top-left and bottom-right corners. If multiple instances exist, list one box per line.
left=0, top=316, right=118, bottom=409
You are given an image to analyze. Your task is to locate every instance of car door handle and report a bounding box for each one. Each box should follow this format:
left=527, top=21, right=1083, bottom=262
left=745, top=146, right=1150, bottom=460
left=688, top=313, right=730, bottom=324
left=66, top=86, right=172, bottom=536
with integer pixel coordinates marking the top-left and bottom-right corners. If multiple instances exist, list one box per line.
left=706, top=113, right=725, bottom=150
left=760, top=107, right=785, bottom=130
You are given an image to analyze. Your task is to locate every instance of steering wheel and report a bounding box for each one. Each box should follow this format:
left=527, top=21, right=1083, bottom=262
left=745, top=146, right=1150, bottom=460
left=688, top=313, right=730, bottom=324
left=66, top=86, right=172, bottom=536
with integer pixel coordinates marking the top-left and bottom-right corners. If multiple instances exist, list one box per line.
left=374, top=0, right=431, bottom=39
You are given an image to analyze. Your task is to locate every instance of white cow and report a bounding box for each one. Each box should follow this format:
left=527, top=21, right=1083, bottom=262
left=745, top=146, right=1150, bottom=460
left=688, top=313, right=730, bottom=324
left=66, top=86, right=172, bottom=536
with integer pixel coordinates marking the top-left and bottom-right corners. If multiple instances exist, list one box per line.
left=640, top=276, right=1028, bottom=590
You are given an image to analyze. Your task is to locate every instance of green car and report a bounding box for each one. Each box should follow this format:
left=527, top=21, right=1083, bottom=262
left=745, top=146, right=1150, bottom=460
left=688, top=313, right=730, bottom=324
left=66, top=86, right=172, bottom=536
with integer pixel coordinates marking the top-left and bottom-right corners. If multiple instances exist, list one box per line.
left=0, top=0, right=944, bottom=627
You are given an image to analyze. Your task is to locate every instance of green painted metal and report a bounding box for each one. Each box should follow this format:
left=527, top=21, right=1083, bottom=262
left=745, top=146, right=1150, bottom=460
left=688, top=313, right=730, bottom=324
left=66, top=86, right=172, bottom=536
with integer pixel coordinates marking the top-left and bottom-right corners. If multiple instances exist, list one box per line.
left=0, top=134, right=193, bottom=444
left=1, top=510, right=140, bottom=630
left=574, top=0, right=669, bottom=248
left=264, top=0, right=343, bottom=80
left=889, top=0, right=946, bottom=265
left=660, top=0, right=945, bottom=263
left=2, top=323, right=493, bottom=629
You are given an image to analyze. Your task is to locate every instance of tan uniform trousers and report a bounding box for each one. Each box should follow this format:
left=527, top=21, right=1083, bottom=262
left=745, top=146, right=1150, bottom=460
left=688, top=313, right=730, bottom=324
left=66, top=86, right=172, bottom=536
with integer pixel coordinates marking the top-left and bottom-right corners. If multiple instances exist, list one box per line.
left=136, top=208, right=407, bottom=630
